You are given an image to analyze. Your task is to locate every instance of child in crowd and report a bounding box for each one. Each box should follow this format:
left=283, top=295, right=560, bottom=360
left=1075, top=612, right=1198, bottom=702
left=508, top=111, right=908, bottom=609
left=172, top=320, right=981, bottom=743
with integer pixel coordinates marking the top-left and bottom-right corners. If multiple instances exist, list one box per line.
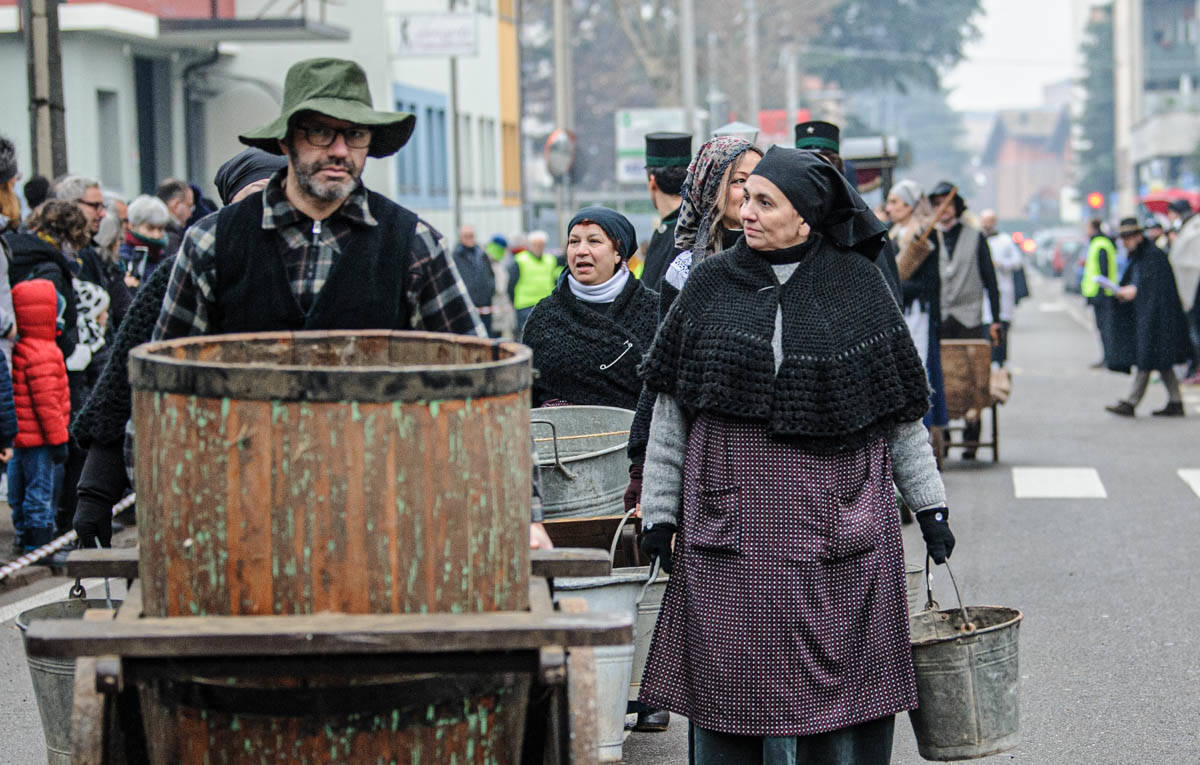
left=9, top=279, right=69, bottom=554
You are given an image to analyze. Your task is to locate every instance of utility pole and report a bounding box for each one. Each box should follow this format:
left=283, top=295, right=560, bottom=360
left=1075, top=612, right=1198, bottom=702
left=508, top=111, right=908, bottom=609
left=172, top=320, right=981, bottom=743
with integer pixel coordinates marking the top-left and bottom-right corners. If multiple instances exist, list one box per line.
left=552, top=0, right=574, bottom=240
left=22, top=0, right=67, bottom=178
left=706, top=32, right=724, bottom=135
left=744, top=0, right=759, bottom=126
left=784, top=44, right=798, bottom=128
left=680, top=0, right=697, bottom=137
left=448, top=0, right=462, bottom=237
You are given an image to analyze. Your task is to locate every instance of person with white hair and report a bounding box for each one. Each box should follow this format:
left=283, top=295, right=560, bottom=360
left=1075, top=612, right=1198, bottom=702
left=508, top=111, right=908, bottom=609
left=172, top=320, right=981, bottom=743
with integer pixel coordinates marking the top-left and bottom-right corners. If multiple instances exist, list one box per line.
left=119, top=195, right=172, bottom=288
left=512, top=229, right=560, bottom=331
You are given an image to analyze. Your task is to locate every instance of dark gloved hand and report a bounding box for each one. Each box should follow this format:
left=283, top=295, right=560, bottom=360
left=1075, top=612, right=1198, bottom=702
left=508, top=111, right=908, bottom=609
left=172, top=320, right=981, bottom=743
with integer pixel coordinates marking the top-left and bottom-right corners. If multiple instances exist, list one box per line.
left=73, top=498, right=113, bottom=549
left=916, top=507, right=955, bottom=564
left=623, top=463, right=643, bottom=511
left=50, top=443, right=69, bottom=464
left=639, top=523, right=676, bottom=574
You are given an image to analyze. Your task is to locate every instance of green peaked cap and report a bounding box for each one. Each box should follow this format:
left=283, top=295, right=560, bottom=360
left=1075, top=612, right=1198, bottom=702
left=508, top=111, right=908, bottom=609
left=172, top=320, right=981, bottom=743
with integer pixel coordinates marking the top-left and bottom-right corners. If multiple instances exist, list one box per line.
left=239, top=58, right=416, bottom=158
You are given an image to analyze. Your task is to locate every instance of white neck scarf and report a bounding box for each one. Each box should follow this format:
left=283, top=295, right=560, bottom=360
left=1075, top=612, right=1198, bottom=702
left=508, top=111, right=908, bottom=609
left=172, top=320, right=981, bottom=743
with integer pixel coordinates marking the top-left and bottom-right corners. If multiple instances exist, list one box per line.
left=568, top=264, right=630, bottom=303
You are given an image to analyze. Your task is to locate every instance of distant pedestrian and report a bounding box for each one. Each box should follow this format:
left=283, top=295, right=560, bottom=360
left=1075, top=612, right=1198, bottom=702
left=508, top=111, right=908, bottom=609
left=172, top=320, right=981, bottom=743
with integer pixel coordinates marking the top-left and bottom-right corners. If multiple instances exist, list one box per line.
left=451, top=225, right=497, bottom=335
left=23, top=175, right=50, bottom=212
left=640, top=132, right=690, bottom=289
left=1166, top=199, right=1200, bottom=381
left=1104, top=218, right=1191, bottom=417
left=483, top=233, right=519, bottom=338
left=980, top=209, right=1022, bottom=365
left=1082, top=218, right=1119, bottom=368
left=119, top=195, right=172, bottom=288
left=8, top=279, right=70, bottom=555
left=155, top=179, right=194, bottom=256
left=50, top=176, right=109, bottom=287
left=512, top=230, right=560, bottom=332
left=927, top=182, right=1002, bottom=458
left=6, top=199, right=84, bottom=360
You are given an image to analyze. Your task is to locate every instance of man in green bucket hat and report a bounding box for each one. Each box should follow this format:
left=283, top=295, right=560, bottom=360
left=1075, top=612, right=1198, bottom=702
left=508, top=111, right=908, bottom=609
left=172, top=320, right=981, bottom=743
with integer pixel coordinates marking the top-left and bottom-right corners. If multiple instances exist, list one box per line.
left=153, top=57, right=485, bottom=340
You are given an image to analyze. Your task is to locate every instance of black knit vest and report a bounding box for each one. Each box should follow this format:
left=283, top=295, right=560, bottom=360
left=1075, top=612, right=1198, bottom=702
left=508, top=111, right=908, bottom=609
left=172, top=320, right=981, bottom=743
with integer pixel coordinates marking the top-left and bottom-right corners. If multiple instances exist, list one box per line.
left=210, top=190, right=418, bottom=333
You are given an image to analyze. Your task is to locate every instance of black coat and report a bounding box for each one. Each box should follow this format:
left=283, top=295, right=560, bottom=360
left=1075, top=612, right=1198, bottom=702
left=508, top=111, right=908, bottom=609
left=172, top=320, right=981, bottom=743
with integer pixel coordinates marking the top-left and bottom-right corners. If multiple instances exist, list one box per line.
left=4, top=231, right=78, bottom=359
left=521, top=274, right=659, bottom=410
left=451, top=243, right=496, bottom=310
left=1105, top=240, right=1192, bottom=373
left=639, top=208, right=680, bottom=291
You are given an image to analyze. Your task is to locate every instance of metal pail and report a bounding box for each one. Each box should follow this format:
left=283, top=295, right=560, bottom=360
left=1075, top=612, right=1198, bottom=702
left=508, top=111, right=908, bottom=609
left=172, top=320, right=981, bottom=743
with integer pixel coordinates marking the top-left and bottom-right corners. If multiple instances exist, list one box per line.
left=908, top=564, right=1023, bottom=761
left=532, top=406, right=634, bottom=519
left=906, top=563, right=925, bottom=615
left=554, top=570, right=646, bottom=762
left=17, top=599, right=122, bottom=765
left=616, top=565, right=668, bottom=702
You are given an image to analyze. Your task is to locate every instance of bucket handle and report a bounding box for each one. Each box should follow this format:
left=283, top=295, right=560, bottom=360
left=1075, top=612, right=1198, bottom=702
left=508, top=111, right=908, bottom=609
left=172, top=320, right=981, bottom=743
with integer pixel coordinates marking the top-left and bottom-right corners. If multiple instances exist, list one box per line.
left=529, top=419, right=576, bottom=480
left=609, top=506, right=662, bottom=605
left=924, top=555, right=975, bottom=634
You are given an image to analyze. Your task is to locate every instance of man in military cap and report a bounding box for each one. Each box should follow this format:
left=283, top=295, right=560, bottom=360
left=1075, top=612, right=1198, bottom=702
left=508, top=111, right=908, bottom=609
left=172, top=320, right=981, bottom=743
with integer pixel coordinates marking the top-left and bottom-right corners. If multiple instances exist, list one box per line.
left=641, top=132, right=691, bottom=290
left=795, top=119, right=902, bottom=303
left=154, top=57, right=484, bottom=342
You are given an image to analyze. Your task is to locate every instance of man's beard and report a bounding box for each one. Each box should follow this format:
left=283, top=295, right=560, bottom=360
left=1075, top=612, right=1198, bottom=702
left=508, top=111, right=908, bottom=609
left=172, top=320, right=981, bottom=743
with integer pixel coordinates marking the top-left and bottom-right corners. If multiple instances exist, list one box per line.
left=293, top=156, right=361, bottom=202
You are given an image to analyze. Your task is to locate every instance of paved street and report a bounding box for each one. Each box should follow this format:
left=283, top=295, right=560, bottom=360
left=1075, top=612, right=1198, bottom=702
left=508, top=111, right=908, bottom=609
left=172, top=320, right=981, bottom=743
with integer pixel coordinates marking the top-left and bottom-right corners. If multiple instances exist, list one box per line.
left=3, top=272, right=1200, bottom=763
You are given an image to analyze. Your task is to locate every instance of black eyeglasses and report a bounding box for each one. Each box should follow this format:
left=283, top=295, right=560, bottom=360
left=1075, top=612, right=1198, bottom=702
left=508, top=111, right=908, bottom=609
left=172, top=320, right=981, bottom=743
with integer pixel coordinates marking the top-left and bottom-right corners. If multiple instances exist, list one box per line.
left=77, top=200, right=105, bottom=210
left=294, top=123, right=373, bottom=149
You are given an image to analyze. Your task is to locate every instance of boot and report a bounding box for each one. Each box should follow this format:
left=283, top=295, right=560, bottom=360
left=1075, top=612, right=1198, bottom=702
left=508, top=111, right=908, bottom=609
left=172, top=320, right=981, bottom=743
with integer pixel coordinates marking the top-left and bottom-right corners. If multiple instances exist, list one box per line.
left=633, top=709, right=671, bottom=732
left=1105, top=401, right=1136, bottom=417
left=962, top=420, right=981, bottom=460
left=1152, top=401, right=1185, bottom=417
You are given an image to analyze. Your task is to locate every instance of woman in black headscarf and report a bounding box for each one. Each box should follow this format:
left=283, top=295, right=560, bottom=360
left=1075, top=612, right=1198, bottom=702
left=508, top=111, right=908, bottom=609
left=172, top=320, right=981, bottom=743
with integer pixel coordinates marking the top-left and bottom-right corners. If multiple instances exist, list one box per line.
left=635, top=148, right=955, bottom=764
left=521, top=206, right=659, bottom=409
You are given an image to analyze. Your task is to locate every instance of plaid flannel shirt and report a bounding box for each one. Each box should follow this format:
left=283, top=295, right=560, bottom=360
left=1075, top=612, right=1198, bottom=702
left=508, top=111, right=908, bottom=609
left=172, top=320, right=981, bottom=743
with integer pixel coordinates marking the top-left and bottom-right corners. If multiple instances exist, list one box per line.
left=153, top=171, right=485, bottom=341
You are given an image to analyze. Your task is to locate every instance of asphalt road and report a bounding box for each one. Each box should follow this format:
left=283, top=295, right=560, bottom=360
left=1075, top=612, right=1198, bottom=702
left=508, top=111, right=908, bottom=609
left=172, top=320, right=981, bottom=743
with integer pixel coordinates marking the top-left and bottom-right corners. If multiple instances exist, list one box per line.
left=2, top=269, right=1199, bottom=763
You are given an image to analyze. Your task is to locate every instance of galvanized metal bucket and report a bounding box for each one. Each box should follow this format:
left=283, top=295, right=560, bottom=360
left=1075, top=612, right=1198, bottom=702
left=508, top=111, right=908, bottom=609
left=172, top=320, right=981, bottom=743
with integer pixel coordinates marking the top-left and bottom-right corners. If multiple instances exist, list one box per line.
left=18, top=599, right=122, bottom=765
left=531, top=405, right=634, bottom=519
left=908, top=561, right=1023, bottom=761
left=553, top=568, right=649, bottom=762
left=608, top=508, right=668, bottom=703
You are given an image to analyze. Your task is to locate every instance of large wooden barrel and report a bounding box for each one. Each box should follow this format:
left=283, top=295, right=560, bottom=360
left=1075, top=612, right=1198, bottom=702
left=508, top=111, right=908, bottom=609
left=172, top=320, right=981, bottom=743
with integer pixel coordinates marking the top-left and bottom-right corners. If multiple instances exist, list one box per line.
left=129, top=330, right=531, bottom=618
left=127, top=331, right=533, bottom=763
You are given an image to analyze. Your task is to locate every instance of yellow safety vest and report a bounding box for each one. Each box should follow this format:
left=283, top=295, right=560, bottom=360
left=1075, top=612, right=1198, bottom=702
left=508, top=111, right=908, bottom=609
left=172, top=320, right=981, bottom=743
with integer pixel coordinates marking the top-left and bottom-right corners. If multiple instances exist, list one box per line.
left=513, top=250, right=560, bottom=310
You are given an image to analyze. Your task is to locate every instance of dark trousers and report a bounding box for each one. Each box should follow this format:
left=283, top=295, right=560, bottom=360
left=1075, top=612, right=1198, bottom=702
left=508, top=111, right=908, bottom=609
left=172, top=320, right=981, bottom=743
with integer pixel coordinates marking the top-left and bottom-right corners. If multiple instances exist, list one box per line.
left=690, top=715, right=895, bottom=765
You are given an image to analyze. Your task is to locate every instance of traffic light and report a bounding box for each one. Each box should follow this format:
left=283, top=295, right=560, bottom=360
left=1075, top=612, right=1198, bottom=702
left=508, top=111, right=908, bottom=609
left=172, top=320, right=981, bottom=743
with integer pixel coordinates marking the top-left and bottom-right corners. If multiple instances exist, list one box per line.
left=1087, top=192, right=1105, bottom=210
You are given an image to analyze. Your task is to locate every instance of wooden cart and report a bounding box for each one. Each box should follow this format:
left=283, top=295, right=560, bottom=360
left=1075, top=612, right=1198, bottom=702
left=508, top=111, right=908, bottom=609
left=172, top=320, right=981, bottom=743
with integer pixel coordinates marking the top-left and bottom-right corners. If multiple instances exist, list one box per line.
left=940, top=339, right=1000, bottom=462
left=26, top=547, right=629, bottom=764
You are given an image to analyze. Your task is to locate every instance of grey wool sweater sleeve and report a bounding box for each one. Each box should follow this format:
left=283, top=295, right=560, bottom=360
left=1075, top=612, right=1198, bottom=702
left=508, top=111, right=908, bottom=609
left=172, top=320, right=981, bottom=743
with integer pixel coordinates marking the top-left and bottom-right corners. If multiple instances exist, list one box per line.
left=888, top=419, right=947, bottom=512
left=641, top=393, right=689, bottom=529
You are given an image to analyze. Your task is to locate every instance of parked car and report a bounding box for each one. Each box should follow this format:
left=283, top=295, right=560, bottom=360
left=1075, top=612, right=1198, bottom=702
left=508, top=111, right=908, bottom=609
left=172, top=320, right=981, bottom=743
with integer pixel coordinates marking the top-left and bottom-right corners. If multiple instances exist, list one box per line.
left=1060, top=237, right=1088, bottom=293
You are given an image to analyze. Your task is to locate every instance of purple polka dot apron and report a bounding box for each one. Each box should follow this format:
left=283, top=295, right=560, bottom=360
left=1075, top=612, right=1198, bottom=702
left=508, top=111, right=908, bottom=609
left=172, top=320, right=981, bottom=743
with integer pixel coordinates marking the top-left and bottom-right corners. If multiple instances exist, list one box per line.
left=638, top=413, right=918, bottom=737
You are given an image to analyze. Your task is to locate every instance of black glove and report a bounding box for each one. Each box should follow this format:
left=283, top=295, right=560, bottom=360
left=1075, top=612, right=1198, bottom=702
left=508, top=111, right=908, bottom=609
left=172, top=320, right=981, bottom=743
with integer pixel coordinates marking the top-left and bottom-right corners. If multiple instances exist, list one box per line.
left=916, top=507, right=955, bottom=565
left=623, top=463, right=643, bottom=511
left=639, top=523, right=676, bottom=574
left=73, top=498, right=112, bottom=549
left=50, top=443, right=69, bottom=464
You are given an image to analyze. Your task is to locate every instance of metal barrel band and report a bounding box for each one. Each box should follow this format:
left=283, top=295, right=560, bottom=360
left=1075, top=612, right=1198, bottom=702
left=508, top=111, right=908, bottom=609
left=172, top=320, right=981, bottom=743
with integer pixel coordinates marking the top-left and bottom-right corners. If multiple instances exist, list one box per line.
left=924, top=554, right=973, bottom=632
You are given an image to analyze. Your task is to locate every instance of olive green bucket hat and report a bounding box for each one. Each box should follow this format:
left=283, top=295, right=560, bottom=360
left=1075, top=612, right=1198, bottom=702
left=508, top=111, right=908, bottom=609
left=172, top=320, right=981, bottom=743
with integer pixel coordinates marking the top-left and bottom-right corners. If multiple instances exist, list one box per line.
left=239, top=58, right=416, bottom=158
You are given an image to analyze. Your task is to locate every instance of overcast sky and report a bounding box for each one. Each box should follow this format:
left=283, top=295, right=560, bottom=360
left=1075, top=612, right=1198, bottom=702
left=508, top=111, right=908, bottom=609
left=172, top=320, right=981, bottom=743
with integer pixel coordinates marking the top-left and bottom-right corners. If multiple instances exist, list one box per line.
left=944, top=0, right=1080, bottom=112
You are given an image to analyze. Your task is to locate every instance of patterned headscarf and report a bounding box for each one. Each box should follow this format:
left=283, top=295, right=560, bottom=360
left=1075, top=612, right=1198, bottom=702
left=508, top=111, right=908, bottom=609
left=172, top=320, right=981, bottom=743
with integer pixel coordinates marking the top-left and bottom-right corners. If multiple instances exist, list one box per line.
left=673, top=136, right=760, bottom=262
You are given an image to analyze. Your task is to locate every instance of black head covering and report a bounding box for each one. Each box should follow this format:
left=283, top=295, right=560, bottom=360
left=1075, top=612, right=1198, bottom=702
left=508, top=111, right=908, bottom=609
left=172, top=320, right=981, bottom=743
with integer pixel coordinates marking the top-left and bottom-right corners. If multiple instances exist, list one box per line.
left=929, top=180, right=967, bottom=217
left=644, top=132, right=693, bottom=168
left=213, top=148, right=288, bottom=206
left=794, top=120, right=840, bottom=153
left=0, top=136, right=16, bottom=186
left=567, top=206, right=638, bottom=261
left=748, top=146, right=888, bottom=259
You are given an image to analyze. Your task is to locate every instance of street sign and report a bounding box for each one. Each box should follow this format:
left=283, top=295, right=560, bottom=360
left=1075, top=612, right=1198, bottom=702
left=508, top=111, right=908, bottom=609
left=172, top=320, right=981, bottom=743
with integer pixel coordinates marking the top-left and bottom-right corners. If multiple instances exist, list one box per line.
left=395, top=13, right=478, bottom=58
left=545, top=129, right=576, bottom=179
left=614, top=108, right=686, bottom=184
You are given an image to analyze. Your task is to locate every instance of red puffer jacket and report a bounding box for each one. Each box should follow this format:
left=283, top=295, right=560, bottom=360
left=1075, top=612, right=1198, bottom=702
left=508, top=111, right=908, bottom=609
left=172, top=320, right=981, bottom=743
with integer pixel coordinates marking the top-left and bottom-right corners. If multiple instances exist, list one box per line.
left=11, top=279, right=69, bottom=448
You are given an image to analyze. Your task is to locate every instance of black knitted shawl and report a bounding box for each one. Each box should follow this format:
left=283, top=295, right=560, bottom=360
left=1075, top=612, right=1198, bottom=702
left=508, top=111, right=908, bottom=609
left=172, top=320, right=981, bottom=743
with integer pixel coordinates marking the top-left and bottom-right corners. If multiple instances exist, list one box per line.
left=72, top=256, right=175, bottom=448
left=522, top=274, right=659, bottom=409
left=639, top=236, right=930, bottom=453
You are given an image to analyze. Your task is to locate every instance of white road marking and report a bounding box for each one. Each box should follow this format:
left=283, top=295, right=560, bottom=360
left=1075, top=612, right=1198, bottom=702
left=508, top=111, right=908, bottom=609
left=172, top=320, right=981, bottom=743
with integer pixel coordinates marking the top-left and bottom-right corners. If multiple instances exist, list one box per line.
left=1178, top=470, right=1200, bottom=499
left=1012, top=467, right=1107, bottom=498
left=0, top=578, right=126, bottom=626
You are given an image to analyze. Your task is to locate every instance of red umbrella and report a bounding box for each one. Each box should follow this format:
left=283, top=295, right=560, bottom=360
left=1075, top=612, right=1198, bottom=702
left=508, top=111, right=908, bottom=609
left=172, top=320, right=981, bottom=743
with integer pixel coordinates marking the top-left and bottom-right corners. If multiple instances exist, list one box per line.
left=1140, top=188, right=1200, bottom=214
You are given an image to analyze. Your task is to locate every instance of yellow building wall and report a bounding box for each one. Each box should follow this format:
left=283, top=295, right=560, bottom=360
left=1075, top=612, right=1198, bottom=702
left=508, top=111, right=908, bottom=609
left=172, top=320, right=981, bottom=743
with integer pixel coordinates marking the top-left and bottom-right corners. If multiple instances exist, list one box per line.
left=498, top=11, right=521, bottom=206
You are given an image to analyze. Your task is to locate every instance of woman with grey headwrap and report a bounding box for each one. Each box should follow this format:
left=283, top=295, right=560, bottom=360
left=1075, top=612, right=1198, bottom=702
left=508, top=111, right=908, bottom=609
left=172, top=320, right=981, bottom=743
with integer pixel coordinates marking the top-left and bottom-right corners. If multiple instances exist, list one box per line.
left=885, top=179, right=948, bottom=432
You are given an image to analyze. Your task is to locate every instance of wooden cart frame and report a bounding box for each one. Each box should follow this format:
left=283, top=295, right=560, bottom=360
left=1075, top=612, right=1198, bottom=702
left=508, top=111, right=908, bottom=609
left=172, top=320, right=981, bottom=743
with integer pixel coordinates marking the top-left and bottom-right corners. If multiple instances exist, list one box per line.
left=940, top=339, right=1000, bottom=462
left=28, top=548, right=630, bottom=765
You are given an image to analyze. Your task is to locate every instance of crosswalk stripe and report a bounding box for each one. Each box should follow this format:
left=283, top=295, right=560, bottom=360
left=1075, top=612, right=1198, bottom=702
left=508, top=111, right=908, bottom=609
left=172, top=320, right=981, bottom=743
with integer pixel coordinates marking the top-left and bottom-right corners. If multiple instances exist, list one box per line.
left=1012, top=467, right=1107, bottom=498
left=1178, top=470, right=1200, bottom=499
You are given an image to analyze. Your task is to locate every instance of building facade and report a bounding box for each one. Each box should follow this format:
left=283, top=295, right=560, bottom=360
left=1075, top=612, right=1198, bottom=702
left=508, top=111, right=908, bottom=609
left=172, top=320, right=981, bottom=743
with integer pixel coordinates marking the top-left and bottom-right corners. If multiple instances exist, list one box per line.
left=0, top=0, right=521, bottom=239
